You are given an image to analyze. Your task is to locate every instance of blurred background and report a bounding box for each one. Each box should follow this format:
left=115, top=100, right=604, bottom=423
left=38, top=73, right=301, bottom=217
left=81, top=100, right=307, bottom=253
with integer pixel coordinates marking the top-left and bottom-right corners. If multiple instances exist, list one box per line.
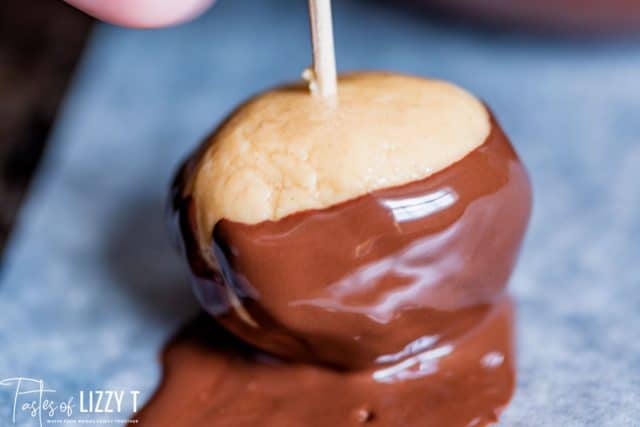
left=0, top=0, right=90, bottom=253
left=0, top=0, right=638, bottom=425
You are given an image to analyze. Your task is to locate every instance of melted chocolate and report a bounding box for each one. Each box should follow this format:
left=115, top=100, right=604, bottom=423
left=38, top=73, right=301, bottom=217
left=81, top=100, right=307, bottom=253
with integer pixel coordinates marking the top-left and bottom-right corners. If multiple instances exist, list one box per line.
left=136, top=297, right=515, bottom=427
left=178, top=114, right=531, bottom=368
left=149, top=111, right=532, bottom=425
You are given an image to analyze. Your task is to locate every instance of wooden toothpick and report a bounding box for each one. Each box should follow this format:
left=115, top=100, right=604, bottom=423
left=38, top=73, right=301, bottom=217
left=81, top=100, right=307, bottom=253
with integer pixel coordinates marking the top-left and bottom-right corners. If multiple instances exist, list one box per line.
left=307, top=0, right=338, bottom=98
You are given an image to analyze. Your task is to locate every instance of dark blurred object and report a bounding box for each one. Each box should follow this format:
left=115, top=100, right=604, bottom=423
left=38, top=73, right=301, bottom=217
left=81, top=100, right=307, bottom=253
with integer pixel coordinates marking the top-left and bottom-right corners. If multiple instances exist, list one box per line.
left=413, top=0, right=640, bottom=34
left=0, top=0, right=92, bottom=254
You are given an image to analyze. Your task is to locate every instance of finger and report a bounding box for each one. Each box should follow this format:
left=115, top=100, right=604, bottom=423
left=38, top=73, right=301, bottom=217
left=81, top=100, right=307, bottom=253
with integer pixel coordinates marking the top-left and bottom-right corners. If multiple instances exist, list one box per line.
left=64, top=0, right=215, bottom=28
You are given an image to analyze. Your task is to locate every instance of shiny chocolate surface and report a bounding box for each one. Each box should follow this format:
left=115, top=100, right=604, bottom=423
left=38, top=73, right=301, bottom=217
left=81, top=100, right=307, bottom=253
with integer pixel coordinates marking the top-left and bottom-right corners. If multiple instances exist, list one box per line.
left=177, top=114, right=531, bottom=368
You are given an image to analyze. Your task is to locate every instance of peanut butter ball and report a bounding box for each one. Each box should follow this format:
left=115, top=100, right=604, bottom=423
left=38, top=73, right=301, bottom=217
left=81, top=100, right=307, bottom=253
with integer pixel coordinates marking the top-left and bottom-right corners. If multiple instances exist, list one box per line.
left=170, top=72, right=531, bottom=368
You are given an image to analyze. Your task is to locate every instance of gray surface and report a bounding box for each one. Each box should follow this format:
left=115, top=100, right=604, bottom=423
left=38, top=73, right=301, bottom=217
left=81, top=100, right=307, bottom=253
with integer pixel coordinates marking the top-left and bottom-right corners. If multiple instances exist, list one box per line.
left=1, top=0, right=640, bottom=425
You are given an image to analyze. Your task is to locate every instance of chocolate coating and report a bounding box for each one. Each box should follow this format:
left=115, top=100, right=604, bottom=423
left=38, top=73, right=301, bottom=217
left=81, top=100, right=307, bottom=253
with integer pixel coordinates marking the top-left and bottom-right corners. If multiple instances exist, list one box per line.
left=136, top=297, right=515, bottom=427
left=171, top=112, right=532, bottom=369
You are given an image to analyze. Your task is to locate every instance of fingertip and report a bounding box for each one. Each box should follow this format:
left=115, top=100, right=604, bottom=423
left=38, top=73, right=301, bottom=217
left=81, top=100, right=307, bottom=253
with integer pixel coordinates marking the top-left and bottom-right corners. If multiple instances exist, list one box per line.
left=64, top=0, right=215, bottom=28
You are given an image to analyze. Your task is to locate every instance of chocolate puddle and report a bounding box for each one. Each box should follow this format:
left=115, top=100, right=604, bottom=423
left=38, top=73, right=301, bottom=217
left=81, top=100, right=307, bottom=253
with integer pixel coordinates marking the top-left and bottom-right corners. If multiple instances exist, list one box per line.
left=136, top=296, right=515, bottom=427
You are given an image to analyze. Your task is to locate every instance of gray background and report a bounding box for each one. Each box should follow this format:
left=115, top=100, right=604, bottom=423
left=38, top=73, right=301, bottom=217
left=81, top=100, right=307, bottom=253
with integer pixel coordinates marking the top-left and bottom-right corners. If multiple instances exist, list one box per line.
left=1, top=0, right=639, bottom=425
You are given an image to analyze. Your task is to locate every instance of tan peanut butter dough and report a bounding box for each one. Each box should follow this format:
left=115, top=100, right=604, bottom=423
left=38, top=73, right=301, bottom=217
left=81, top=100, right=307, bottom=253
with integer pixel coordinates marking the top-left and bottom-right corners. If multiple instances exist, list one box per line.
left=190, top=72, right=490, bottom=249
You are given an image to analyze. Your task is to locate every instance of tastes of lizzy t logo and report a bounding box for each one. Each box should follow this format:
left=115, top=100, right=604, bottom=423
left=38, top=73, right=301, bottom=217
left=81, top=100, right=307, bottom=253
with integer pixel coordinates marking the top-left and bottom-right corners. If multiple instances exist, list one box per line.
left=0, top=377, right=140, bottom=426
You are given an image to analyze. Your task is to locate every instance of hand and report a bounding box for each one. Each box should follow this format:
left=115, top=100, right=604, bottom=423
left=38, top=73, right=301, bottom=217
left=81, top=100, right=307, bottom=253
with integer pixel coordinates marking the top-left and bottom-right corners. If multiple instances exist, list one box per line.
left=63, top=0, right=216, bottom=28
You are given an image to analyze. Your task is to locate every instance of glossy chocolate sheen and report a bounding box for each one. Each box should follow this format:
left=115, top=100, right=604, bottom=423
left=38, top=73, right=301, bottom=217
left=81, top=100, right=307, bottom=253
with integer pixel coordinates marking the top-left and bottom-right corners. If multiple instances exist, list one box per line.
left=171, top=113, right=531, bottom=369
left=136, top=297, right=515, bottom=427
